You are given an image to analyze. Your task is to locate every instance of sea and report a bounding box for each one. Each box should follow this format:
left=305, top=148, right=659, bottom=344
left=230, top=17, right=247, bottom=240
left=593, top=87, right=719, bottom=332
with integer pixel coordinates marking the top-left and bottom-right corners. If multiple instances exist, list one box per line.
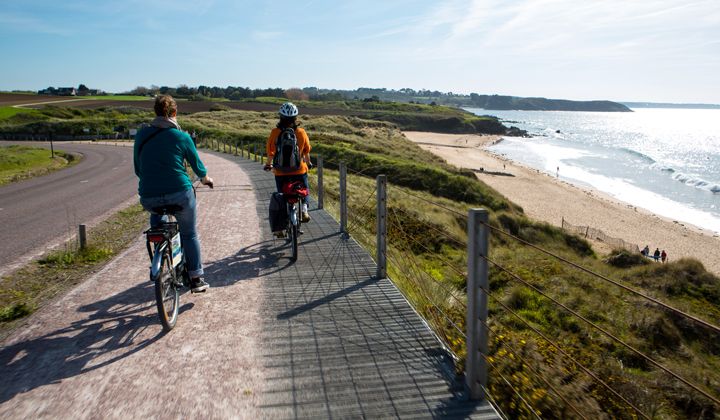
left=464, top=107, right=720, bottom=235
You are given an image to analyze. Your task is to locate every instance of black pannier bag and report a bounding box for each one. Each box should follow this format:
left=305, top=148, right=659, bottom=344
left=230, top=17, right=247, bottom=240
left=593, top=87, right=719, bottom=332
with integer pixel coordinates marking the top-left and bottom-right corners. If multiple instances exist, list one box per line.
left=268, top=192, right=287, bottom=232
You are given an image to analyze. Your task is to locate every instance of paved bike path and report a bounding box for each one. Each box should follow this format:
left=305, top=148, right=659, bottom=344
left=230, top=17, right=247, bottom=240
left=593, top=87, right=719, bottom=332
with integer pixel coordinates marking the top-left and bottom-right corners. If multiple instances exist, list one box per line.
left=0, top=149, right=498, bottom=419
left=0, top=150, right=267, bottom=418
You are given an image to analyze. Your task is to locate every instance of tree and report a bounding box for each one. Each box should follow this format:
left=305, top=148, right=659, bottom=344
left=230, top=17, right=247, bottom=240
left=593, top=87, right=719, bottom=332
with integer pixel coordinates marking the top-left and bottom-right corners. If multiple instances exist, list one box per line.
left=78, top=84, right=89, bottom=93
left=285, top=88, right=309, bottom=101
left=130, top=86, right=149, bottom=96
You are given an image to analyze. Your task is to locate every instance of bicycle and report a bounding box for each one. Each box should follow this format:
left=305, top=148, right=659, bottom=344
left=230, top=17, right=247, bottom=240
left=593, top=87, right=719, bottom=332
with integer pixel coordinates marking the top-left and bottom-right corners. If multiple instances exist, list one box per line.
left=144, top=206, right=188, bottom=331
left=265, top=165, right=309, bottom=262
left=143, top=181, right=212, bottom=331
left=283, top=180, right=309, bottom=262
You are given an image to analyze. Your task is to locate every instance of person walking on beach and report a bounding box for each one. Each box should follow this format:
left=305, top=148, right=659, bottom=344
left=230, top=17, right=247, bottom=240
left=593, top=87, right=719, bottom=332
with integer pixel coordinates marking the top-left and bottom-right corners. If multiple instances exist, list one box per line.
left=641, top=245, right=649, bottom=257
left=653, top=248, right=661, bottom=262
left=661, top=250, right=667, bottom=263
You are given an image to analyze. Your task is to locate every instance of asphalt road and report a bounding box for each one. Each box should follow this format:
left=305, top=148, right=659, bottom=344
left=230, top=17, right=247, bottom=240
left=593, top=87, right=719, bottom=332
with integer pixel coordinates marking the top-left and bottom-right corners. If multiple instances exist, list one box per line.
left=0, top=141, right=138, bottom=275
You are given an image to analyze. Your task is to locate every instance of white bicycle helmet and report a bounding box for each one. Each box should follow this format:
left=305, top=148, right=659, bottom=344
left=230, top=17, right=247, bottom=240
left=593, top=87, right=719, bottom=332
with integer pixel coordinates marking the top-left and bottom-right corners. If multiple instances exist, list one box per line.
left=279, top=102, right=299, bottom=118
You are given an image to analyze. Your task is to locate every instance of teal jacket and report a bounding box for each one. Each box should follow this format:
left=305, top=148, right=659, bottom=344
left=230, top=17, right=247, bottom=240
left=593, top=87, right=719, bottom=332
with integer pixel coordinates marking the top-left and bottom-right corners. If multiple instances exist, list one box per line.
left=133, top=127, right=207, bottom=198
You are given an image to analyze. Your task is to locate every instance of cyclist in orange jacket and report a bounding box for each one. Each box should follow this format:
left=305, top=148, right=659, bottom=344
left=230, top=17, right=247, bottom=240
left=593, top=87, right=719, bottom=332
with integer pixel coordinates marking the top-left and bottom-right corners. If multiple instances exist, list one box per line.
left=264, top=102, right=312, bottom=223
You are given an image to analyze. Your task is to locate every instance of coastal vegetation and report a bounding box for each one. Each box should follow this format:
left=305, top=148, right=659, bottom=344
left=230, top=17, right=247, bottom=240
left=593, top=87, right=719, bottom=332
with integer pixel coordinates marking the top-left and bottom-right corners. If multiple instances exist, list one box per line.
left=1, top=103, right=718, bottom=418
left=119, top=85, right=631, bottom=112
left=190, top=109, right=718, bottom=418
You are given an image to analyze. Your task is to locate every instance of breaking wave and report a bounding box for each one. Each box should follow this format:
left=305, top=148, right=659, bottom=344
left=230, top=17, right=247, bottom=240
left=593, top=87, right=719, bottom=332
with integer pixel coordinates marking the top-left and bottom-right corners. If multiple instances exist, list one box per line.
left=672, top=172, right=720, bottom=194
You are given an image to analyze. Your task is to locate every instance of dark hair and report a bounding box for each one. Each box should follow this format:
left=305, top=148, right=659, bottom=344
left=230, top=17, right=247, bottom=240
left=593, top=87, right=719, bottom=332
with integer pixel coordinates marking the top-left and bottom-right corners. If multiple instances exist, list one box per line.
left=277, top=116, right=298, bottom=129
left=154, top=95, right=177, bottom=117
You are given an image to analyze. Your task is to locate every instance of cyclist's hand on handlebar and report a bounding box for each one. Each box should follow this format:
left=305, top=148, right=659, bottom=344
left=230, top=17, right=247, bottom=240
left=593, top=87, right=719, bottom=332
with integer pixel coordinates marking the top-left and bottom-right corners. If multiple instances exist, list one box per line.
left=263, top=164, right=273, bottom=172
left=307, top=161, right=314, bottom=169
left=201, top=176, right=214, bottom=189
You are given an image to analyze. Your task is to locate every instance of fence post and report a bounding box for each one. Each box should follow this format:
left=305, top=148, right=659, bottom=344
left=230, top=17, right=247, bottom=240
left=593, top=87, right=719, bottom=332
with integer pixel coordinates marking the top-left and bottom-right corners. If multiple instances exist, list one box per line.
left=466, top=208, right=489, bottom=401
left=317, top=155, right=324, bottom=210
left=340, top=162, right=347, bottom=235
left=79, top=224, right=87, bottom=250
left=241, top=141, right=244, bottom=158
left=234, top=143, right=238, bottom=156
left=253, top=144, right=257, bottom=162
left=376, top=174, right=387, bottom=279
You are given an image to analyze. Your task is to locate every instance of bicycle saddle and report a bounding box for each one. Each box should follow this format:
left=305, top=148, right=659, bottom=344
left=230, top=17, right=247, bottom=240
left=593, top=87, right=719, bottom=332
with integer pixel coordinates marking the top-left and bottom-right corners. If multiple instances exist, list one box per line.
left=150, top=204, right=184, bottom=215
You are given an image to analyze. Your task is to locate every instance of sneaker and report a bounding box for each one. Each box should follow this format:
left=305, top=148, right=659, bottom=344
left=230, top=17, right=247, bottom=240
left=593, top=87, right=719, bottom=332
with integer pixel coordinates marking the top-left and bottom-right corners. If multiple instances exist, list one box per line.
left=301, top=204, right=310, bottom=223
left=190, top=277, right=209, bottom=293
left=274, top=230, right=286, bottom=238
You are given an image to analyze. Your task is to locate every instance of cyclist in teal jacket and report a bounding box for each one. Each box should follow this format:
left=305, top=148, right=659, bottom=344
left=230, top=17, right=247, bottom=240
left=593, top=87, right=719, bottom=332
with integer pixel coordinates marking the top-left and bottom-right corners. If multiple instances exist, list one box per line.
left=133, top=95, right=213, bottom=293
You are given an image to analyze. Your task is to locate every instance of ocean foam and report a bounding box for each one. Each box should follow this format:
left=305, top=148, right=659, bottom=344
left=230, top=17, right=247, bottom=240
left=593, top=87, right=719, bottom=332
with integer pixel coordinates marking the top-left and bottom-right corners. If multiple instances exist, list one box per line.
left=672, top=172, right=720, bottom=194
left=560, top=167, right=720, bottom=234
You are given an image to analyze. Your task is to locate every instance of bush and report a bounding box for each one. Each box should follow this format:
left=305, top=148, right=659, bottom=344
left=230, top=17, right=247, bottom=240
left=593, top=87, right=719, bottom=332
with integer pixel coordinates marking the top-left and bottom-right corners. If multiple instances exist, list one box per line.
left=604, top=249, right=649, bottom=268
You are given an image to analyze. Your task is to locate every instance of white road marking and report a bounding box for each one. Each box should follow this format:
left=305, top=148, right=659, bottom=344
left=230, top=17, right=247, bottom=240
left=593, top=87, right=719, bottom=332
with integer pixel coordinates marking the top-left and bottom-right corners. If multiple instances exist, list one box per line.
left=80, top=180, right=89, bottom=183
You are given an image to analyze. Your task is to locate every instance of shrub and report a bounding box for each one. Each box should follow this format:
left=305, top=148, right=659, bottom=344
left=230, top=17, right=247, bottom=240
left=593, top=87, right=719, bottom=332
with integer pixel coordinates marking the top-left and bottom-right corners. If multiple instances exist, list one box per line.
left=604, top=249, right=649, bottom=268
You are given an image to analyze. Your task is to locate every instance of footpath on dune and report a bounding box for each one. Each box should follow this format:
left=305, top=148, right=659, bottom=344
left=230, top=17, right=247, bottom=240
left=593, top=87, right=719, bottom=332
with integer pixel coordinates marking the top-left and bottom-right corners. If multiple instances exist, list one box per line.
left=0, top=150, right=267, bottom=418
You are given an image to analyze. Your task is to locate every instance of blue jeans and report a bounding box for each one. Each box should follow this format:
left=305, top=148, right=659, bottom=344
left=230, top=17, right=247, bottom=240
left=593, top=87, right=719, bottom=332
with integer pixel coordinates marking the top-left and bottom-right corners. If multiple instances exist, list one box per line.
left=140, top=188, right=204, bottom=278
left=275, top=173, right=309, bottom=205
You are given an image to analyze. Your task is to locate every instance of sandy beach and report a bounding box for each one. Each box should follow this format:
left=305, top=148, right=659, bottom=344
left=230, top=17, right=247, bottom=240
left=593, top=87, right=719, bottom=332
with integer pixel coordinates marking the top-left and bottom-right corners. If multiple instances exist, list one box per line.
left=404, top=131, right=720, bottom=276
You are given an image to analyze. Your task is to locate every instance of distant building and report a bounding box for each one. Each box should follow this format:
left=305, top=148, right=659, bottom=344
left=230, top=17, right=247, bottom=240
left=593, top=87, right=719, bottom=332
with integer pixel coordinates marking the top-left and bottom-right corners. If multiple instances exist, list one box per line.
left=37, top=87, right=78, bottom=96
left=56, top=87, right=77, bottom=96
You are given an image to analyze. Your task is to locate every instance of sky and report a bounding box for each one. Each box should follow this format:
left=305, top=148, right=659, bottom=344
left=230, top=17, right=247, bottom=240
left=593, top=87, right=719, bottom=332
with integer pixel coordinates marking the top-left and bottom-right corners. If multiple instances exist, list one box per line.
left=1, top=0, right=719, bottom=103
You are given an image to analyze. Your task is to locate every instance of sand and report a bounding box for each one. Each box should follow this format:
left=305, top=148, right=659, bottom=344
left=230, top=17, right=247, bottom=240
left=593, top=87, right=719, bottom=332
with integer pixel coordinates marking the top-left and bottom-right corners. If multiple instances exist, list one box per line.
left=404, top=131, right=720, bottom=276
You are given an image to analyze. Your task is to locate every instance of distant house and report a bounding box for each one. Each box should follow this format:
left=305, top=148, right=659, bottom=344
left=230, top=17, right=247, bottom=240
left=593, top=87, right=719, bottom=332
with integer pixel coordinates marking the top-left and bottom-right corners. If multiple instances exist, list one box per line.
left=38, top=87, right=77, bottom=96
left=56, top=87, right=77, bottom=96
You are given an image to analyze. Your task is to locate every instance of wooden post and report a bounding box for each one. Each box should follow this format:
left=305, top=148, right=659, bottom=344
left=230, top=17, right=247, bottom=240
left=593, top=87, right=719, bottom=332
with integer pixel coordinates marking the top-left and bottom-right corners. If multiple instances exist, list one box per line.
left=79, top=224, right=87, bottom=250
left=340, top=162, right=347, bottom=235
left=376, top=175, right=387, bottom=279
left=317, top=156, right=324, bottom=210
left=466, top=208, right=489, bottom=401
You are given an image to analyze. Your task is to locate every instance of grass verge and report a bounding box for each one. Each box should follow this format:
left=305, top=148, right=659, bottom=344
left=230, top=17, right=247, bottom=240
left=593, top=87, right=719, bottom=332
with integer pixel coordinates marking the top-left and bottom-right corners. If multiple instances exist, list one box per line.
left=0, top=145, right=79, bottom=185
left=0, top=203, right=147, bottom=340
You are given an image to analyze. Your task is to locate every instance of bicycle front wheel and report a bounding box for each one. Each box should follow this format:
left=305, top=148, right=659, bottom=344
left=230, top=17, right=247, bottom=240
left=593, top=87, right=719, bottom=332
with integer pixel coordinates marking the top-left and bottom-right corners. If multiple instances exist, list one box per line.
left=154, top=249, right=180, bottom=331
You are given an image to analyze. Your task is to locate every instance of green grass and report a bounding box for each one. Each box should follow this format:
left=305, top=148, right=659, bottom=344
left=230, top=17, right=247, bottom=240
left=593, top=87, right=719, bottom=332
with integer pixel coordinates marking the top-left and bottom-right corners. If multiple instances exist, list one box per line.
left=0, top=204, right=147, bottom=338
left=0, top=106, right=39, bottom=120
left=0, top=145, right=78, bottom=185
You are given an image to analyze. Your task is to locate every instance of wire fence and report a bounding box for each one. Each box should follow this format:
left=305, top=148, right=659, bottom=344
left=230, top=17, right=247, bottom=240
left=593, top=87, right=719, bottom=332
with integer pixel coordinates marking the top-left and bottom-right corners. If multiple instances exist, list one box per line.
left=561, top=217, right=640, bottom=253
left=319, top=158, right=718, bottom=419
left=201, top=142, right=720, bottom=418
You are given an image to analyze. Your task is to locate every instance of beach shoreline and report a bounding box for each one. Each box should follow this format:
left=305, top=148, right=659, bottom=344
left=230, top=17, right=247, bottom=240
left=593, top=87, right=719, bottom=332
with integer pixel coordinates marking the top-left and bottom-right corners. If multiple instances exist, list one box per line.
left=404, top=131, right=720, bottom=275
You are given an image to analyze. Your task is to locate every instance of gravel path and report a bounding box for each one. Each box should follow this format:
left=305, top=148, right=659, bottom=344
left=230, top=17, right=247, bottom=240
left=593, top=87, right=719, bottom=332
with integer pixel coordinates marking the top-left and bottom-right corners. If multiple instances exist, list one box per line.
left=0, top=151, right=266, bottom=418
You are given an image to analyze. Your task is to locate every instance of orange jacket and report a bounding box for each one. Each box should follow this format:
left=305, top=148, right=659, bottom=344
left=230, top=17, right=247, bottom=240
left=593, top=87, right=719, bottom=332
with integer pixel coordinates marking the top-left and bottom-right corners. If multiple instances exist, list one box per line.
left=266, top=127, right=311, bottom=176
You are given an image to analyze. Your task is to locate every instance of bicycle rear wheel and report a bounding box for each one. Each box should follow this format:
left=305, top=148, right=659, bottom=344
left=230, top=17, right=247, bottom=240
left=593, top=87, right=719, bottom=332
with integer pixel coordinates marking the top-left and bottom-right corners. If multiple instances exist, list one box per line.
left=290, top=204, right=299, bottom=262
left=154, top=248, right=180, bottom=331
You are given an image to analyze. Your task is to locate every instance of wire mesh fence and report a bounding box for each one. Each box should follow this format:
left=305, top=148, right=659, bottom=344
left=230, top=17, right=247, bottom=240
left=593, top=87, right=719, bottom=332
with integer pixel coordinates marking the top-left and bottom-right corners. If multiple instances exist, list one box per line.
left=562, top=217, right=640, bottom=253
